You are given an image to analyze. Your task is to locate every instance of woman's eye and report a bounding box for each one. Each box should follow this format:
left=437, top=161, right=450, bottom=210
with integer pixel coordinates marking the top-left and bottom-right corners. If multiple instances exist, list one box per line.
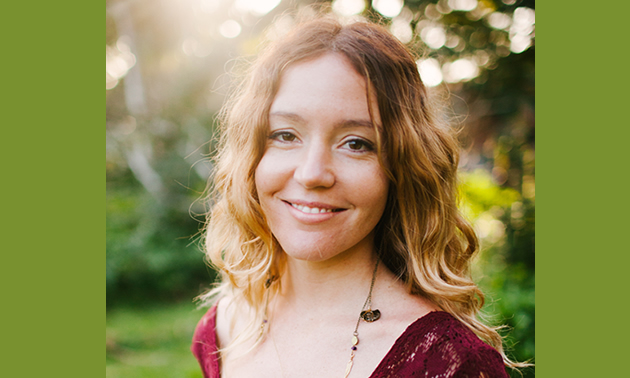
left=270, top=131, right=297, bottom=142
left=344, top=138, right=374, bottom=152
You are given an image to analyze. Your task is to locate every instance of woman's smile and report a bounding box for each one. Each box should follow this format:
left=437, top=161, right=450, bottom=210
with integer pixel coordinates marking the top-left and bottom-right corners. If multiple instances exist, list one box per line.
left=281, top=199, right=347, bottom=225
left=284, top=199, right=346, bottom=214
left=254, top=53, right=389, bottom=262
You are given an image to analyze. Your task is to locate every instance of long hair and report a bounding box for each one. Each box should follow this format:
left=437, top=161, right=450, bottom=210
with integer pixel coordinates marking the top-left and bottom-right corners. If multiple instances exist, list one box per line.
left=200, top=15, right=519, bottom=368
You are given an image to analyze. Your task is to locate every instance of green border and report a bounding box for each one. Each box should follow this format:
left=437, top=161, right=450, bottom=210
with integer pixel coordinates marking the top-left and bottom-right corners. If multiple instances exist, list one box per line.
left=7, top=1, right=629, bottom=376
left=538, top=2, right=629, bottom=376
left=3, top=3, right=102, bottom=377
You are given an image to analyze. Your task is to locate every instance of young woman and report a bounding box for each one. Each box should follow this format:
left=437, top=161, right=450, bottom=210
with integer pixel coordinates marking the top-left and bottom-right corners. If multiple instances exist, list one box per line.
left=192, top=16, right=519, bottom=377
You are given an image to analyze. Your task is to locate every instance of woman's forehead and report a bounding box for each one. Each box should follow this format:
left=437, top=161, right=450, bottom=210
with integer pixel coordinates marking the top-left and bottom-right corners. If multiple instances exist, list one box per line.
left=271, top=53, right=382, bottom=129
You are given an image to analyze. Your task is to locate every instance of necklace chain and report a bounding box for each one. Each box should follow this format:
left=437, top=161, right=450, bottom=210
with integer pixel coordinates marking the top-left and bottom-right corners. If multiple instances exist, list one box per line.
left=262, top=260, right=380, bottom=378
left=344, top=259, right=380, bottom=378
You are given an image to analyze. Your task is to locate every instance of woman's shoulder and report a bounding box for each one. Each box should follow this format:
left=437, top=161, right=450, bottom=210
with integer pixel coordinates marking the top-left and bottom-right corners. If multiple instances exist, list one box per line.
left=191, top=302, right=221, bottom=378
left=192, top=295, right=235, bottom=345
left=372, top=311, right=508, bottom=378
left=214, top=296, right=234, bottom=349
left=410, top=312, right=502, bottom=355
left=192, top=303, right=218, bottom=345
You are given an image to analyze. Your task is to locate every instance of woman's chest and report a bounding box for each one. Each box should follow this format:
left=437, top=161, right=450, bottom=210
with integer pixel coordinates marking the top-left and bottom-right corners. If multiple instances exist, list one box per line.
left=221, top=324, right=398, bottom=378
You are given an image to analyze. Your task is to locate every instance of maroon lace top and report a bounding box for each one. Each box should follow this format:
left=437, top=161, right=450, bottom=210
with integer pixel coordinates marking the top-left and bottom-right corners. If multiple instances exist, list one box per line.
left=191, top=305, right=509, bottom=377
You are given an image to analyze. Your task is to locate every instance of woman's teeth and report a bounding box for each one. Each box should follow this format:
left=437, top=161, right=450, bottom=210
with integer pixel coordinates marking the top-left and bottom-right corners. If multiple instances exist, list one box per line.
left=291, top=203, right=334, bottom=214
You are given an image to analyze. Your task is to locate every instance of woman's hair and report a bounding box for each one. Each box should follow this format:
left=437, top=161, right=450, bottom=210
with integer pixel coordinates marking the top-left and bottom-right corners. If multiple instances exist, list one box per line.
left=200, top=14, right=520, bottom=368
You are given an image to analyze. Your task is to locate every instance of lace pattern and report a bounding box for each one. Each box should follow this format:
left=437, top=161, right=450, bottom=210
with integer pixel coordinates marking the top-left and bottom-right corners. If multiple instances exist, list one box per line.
left=370, top=312, right=508, bottom=378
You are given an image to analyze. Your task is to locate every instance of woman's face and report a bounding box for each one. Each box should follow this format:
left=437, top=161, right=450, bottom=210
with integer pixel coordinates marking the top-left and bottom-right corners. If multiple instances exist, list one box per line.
left=255, top=53, right=389, bottom=262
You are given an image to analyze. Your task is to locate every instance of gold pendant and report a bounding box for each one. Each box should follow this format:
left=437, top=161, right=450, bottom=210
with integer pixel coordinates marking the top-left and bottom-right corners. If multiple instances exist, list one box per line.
left=343, top=352, right=355, bottom=378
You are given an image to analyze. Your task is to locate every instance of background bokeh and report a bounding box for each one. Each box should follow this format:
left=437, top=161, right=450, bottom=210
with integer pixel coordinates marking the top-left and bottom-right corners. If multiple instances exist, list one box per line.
left=106, top=0, right=534, bottom=376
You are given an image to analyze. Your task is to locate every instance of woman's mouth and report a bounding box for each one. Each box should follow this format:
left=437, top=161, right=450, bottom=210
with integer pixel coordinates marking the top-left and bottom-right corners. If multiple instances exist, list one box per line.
left=283, top=201, right=345, bottom=214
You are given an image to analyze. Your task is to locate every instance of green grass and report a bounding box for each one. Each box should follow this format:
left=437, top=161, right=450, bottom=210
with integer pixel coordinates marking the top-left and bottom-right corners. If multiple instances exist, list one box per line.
left=106, top=300, right=207, bottom=378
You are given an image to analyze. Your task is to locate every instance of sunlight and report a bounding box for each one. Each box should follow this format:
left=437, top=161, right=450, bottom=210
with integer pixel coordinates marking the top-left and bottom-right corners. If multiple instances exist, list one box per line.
left=199, top=0, right=223, bottom=14
left=332, top=0, right=366, bottom=17
left=219, top=19, right=242, bottom=38
left=106, top=37, right=137, bottom=90
left=372, top=0, right=403, bottom=18
left=234, top=0, right=281, bottom=17
left=510, top=7, right=535, bottom=53
left=417, top=58, right=444, bottom=87
left=420, top=25, right=446, bottom=49
left=448, top=0, right=477, bottom=12
left=391, top=18, right=413, bottom=43
left=443, top=58, right=479, bottom=83
left=487, top=12, right=511, bottom=30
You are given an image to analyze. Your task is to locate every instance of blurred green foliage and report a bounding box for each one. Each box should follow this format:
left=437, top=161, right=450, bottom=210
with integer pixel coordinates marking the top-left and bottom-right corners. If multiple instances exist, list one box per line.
left=106, top=0, right=534, bottom=376
left=106, top=301, right=205, bottom=377
left=461, top=170, right=534, bottom=376
left=106, top=165, right=213, bottom=307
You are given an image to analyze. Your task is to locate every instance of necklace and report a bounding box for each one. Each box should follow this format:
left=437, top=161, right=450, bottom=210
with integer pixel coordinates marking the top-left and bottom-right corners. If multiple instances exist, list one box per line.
left=261, top=260, right=381, bottom=378
left=344, top=259, right=381, bottom=378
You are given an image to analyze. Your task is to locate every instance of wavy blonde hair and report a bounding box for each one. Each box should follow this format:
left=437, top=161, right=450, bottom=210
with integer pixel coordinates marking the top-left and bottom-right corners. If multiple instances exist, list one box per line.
left=200, top=15, right=522, bottom=369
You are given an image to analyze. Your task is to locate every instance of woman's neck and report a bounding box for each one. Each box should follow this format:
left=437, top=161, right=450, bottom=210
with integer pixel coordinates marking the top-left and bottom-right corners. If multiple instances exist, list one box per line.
left=276, top=246, right=379, bottom=319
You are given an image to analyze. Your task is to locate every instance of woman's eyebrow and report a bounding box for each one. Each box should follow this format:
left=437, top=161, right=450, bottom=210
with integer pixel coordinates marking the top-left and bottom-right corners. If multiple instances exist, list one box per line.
left=269, top=111, right=376, bottom=129
left=269, top=112, right=305, bottom=125
left=337, top=119, right=377, bottom=130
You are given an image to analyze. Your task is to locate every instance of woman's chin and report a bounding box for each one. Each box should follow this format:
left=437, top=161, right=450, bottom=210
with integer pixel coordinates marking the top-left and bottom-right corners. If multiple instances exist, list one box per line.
left=281, top=247, right=339, bottom=263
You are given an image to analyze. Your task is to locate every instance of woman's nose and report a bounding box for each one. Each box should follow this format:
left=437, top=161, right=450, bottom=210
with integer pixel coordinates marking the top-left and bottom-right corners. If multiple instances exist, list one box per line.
left=293, top=142, right=335, bottom=189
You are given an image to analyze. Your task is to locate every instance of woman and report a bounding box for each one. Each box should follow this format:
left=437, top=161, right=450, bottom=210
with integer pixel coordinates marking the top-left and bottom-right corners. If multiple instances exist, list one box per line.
left=192, top=16, right=519, bottom=377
